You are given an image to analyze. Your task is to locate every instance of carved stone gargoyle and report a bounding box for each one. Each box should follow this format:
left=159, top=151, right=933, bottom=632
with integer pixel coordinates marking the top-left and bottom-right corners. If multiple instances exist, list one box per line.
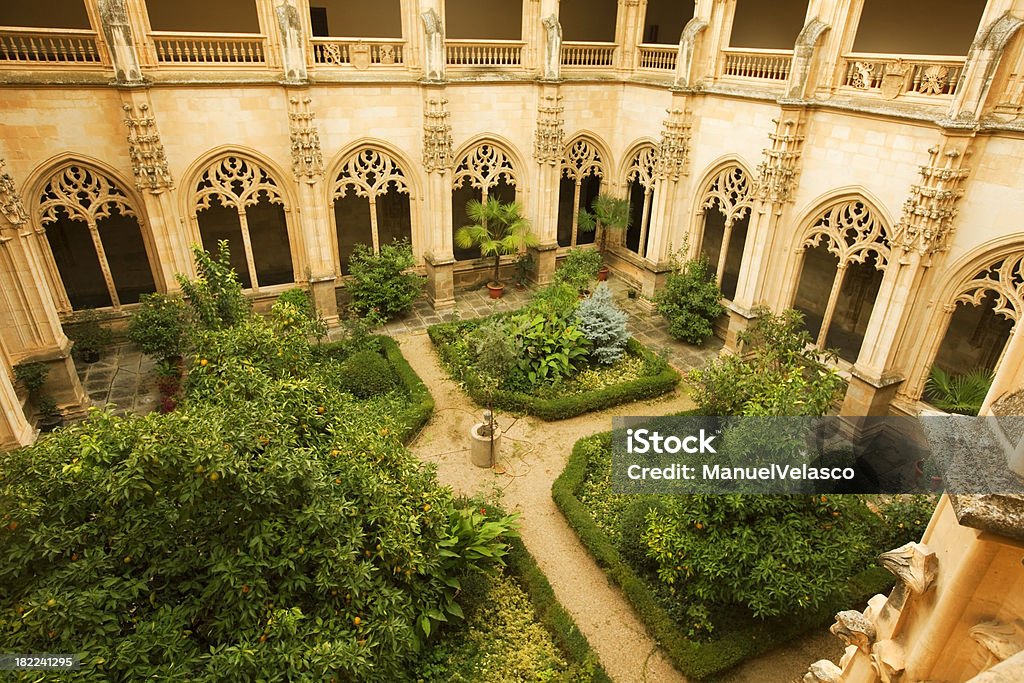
left=831, top=609, right=877, bottom=654
left=803, top=659, right=843, bottom=683
left=970, top=620, right=1024, bottom=670
left=879, top=542, right=938, bottom=595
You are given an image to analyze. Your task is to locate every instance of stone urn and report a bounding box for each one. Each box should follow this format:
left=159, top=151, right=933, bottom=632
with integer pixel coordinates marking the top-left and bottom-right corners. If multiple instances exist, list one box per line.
left=470, top=413, right=501, bottom=468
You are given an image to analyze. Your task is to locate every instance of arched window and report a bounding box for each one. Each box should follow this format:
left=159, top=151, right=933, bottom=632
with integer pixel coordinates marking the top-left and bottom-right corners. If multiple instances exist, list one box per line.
left=332, top=148, right=412, bottom=274
left=38, top=164, right=156, bottom=311
left=792, top=199, right=890, bottom=362
left=558, top=139, right=603, bottom=248
left=451, top=143, right=517, bottom=261
left=624, top=145, right=657, bottom=258
left=193, top=155, right=294, bottom=291
left=697, top=165, right=752, bottom=300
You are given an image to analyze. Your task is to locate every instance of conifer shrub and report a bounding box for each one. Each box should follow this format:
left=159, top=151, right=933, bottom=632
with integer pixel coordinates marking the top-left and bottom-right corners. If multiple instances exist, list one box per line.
left=575, top=283, right=630, bottom=365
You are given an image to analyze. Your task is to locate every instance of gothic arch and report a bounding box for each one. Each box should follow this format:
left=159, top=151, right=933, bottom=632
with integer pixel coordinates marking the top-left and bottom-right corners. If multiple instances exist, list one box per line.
left=182, top=147, right=303, bottom=292
left=620, top=140, right=659, bottom=258
left=450, top=137, right=526, bottom=261
left=557, top=133, right=610, bottom=248
left=325, top=141, right=421, bottom=275
left=789, top=192, right=893, bottom=360
left=692, top=159, right=754, bottom=298
left=27, top=155, right=159, bottom=313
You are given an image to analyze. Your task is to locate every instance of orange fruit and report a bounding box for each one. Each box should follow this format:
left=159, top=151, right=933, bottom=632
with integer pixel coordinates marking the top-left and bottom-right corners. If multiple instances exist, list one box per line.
left=242, top=584, right=250, bottom=594
left=200, top=359, right=208, bottom=367
left=353, top=616, right=361, bottom=626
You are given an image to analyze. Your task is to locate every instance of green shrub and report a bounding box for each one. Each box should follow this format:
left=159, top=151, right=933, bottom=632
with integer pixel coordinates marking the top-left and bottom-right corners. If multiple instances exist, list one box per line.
left=13, top=361, right=48, bottom=395
left=66, top=309, right=114, bottom=359
left=338, top=349, right=400, bottom=399
left=655, top=257, right=725, bottom=345
left=509, top=311, right=590, bottom=387
left=554, top=248, right=603, bottom=293
left=925, top=366, right=993, bottom=415
left=575, top=283, right=630, bottom=365
left=527, top=282, right=580, bottom=321
left=127, top=293, right=190, bottom=363
left=346, top=240, right=425, bottom=320
left=176, top=241, right=251, bottom=330
left=271, top=288, right=326, bottom=340
left=617, top=497, right=665, bottom=572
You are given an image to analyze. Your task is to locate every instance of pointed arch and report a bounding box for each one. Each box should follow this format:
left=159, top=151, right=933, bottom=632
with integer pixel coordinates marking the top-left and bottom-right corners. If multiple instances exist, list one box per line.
left=620, top=140, right=659, bottom=258
left=450, top=137, right=525, bottom=262
left=28, top=156, right=158, bottom=313
left=183, top=148, right=300, bottom=292
left=693, top=159, right=754, bottom=298
left=557, top=133, right=610, bottom=248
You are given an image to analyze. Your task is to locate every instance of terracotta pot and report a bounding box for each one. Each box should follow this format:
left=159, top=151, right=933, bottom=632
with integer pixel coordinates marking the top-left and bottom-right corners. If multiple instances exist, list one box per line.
left=487, top=281, right=504, bottom=299
left=39, top=415, right=63, bottom=433
left=597, top=265, right=610, bottom=281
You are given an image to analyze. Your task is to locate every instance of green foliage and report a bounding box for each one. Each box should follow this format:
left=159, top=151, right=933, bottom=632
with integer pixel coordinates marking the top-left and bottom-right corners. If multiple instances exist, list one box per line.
left=0, top=311, right=519, bottom=682
left=338, top=349, right=400, bottom=399
left=925, top=366, right=993, bottom=416
left=13, top=361, right=48, bottom=395
left=469, top=319, right=520, bottom=393
left=66, top=309, right=114, bottom=358
left=527, top=282, right=580, bottom=321
left=689, top=308, right=845, bottom=417
left=513, top=252, right=535, bottom=288
left=454, top=199, right=539, bottom=283
left=176, top=241, right=251, bottom=330
left=655, top=257, right=725, bottom=345
left=553, top=248, right=603, bottom=293
left=270, top=288, right=327, bottom=341
left=867, top=495, right=938, bottom=552
left=36, top=395, right=60, bottom=419
left=509, top=312, right=590, bottom=386
left=127, top=293, right=191, bottom=363
left=346, top=240, right=425, bottom=321
left=577, top=194, right=631, bottom=252
left=575, top=283, right=630, bottom=365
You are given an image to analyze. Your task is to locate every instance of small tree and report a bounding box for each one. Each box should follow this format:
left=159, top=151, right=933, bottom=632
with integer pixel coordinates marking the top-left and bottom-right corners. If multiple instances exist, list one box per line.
left=576, top=194, right=631, bottom=254
left=655, top=257, right=725, bottom=345
left=128, top=293, right=190, bottom=364
left=575, top=283, right=630, bottom=365
left=346, top=240, right=425, bottom=321
left=455, top=199, right=539, bottom=284
left=176, top=241, right=251, bottom=330
left=553, top=247, right=603, bottom=293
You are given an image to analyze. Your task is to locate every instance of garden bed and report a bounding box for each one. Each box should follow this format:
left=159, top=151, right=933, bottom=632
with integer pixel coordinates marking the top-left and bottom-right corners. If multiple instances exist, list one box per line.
left=428, top=319, right=680, bottom=421
left=552, top=429, right=933, bottom=680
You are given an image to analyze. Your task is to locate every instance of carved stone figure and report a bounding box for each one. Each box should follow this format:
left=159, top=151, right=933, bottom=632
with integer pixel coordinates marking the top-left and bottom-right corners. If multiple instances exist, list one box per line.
left=878, top=542, right=938, bottom=595
left=541, top=15, right=561, bottom=80
left=831, top=609, right=877, bottom=653
left=421, top=9, right=445, bottom=81
left=674, top=17, right=708, bottom=88
left=276, top=3, right=308, bottom=83
left=97, top=0, right=142, bottom=83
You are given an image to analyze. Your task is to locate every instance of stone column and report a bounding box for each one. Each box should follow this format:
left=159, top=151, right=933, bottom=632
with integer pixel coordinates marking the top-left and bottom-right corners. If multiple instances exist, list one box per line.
left=0, top=160, right=89, bottom=420
left=273, top=1, right=309, bottom=84
left=0, top=336, right=33, bottom=450
left=981, top=322, right=1024, bottom=413
left=801, top=0, right=862, bottom=98
left=614, top=0, right=647, bottom=73
left=93, top=0, right=145, bottom=83
left=286, top=91, right=338, bottom=322
left=422, top=92, right=456, bottom=310
left=842, top=135, right=971, bottom=416
left=531, top=84, right=564, bottom=285
left=726, top=107, right=807, bottom=350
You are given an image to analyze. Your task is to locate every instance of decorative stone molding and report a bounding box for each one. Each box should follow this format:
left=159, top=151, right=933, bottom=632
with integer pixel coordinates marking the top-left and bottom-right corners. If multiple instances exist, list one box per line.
left=701, top=165, right=752, bottom=227
left=830, top=609, right=877, bottom=654
left=561, top=139, right=603, bottom=182
left=287, top=96, right=323, bottom=180
left=453, top=144, right=517, bottom=194
left=803, top=659, right=842, bottom=683
left=194, top=156, right=286, bottom=212
left=423, top=98, right=453, bottom=173
left=626, top=145, right=658, bottom=192
left=892, top=144, right=969, bottom=255
left=753, top=116, right=805, bottom=205
left=122, top=103, right=173, bottom=192
left=655, top=108, right=691, bottom=181
left=333, top=148, right=409, bottom=253
left=803, top=199, right=891, bottom=270
left=533, top=95, right=564, bottom=165
left=878, top=542, right=938, bottom=595
left=970, top=620, right=1024, bottom=670
left=953, top=253, right=1024, bottom=323
left=0, top=159, right=28, bottom=227
left=870, top=639, right=906, bottom=683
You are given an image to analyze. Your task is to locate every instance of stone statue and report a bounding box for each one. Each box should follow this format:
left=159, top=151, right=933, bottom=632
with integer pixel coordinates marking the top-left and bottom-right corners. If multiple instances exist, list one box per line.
left=421, top=9, right=445, bottom=81
left=541, top=14, right=561, bottom=80
left=98, top=0, right=142, bottom=83
left=276, top=3, right=307, bottom=84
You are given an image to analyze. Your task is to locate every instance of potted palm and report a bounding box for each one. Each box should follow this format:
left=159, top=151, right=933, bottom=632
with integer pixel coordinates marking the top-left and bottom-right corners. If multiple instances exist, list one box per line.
left=576, top=193, right=632, bottom=280
left=455, top=198, right=539, bottom=298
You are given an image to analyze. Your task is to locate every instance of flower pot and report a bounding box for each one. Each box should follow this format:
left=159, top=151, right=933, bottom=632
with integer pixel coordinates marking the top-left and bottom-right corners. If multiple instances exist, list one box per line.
left=78, top=348, right=100, bottom=364
left=39, top=415, right=63, bottom=433
left=597, top=265, right=610, bottom=281
left=486, top=281, right=504, bottom=299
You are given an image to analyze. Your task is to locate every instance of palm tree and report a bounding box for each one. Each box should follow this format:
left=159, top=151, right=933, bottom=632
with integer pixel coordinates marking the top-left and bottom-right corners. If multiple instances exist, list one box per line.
left=455, top=198, right=539, bottom=285
left=576, top=193, right=632, bottom=254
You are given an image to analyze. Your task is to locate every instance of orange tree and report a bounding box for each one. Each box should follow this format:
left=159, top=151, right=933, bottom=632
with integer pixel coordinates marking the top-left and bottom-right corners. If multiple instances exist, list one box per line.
left=0, top=254, right=515, bottom=681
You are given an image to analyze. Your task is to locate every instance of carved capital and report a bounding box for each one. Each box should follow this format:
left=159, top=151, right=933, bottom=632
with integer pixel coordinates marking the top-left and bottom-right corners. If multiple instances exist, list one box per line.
left=893, top=141, right=970, bottom=254
left=533, top=95, right=564, bottom=165
left=655, top=108, right=691, bottom=180
left=423, top=98, right=454, bottom=173
left=0, top=159, right=29, bottom=226
left=831, top=609, right=876, bottom=653
left=122, top=103, right=174, bottom=192
left=878, top=542, right=938, bottom=595
left=287, top=95, right=323, bottom=180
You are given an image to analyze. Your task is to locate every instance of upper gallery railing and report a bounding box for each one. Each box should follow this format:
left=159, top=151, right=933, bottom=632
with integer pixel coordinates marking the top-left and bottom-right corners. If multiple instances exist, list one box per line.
left=840, top=53, right=965, bottom=100
left=311, top=38, right=405, bottom=67
left=0, top=27, right=103, bottom=65
left=445, top=39, right=524, bottom=67
left=720, top=47, right=793, bottom=82
left=560, top=41, right=616, bottom=68
left=637, top=44, right=677, bottom=71
left=151, top=32, right=268, bottom=65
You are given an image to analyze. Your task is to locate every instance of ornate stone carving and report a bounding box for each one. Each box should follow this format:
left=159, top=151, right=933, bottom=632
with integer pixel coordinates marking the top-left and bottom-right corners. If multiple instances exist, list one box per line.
left=954, top=253, right=1024, bottom=322
left=421, top=9, right=445, bottom=81
left=97, top=0, right=142, bottom=83
left=870, top=639, right=906, bottom=683
left=970, top=620, right=1024, bottom=669
left=803, top=660, right=842, bottom=683
left=804, top=199, right=891, bottom=270
left=561, top=139, right=603, bottom=182
left=785, top=18, right=831, bottom=99
left=878, top=542, right=938, bottom=595
left=122, top=103, right=173, bottom=192
left=453, top=144, right=517, bottom=195
left=0, top=159, right=28, bottom=227
left=674, top=17, right=709, bottom=88
left=702, top=166, right=751, bottom=227
left=276, top=3, right=308, bottom=83
left=830, top=609, right=877, bottom=654
left=287, top=96, right=323, bottom=180
left=655, top=108, right=691, bottom=181
left=541, top=14, right=562, bottom=80
left=626, top=144, right=658, bottom=192
left=850, top=62, right=875, bottom=90
left=423, top=98, right=453, bottom=173
left=333, top=148, right=409, bottom=253
left=892, top=144, right=969, bottom=255
left=534, top=95, right=564, bottom=165
left=753, top=116, right=805, bottom=204
left=40, top=165, right=137, bottom=225
left=194, top=156, right=285, bottom=212
left=880, top=60, right=908, bottom=100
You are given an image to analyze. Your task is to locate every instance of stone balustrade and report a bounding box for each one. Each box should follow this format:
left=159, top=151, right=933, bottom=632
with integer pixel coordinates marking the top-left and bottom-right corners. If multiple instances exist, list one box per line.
left=560, top=41, right=615, bottom=68
left=841, top=53, right=965, bottom=99
left=721, top=47, right=793, bottom=82
left=0, top=27, right=103, bottom=65
left=151, top=32, right=267, bottom=65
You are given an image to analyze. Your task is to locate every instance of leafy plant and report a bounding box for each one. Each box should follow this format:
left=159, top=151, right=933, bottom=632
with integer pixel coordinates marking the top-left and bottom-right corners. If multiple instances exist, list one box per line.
left=66, top=309, right=113, bottom=360
left=338, top=349, right=399, bottom=399
left=455, top=199, right=539, bottom=284
left=554, top=248, right=603, bottom=293
left=128, top=293, right=190, bottom=363
left=470, top=319, right=521, bottom=390
left=271, top=287, right=327, bottom=341
left=513, top=252, right=535, bottom=288
left=688, top=308, right=845, bottom=417
left=575, top=283, right=630, bottom=365
left=509, top=312, right=590, bottom=387
left=577, top=194, right=631, bottom=253
left=36, top=395, right=60, bottom=419
left=176, top=241, right=251, bottom=330
left=925, top=366, right=993, bottom=416
left=13, top=361, right=48, bottom=396
left=346, top=240, right=424, bottom=320
left=655, top=256, right=725, bottom=345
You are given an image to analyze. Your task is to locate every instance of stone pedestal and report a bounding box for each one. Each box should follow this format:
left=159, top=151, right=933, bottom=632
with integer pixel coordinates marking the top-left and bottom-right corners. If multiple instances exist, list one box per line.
left=638, top=258, right=674, bottom=303
left=841, top=371, right=905, bottom=417
left=725, top=302, right=759, bottom=352
left=531, top=241, right=558, bottom=286
left=309, top=275, right=339, bottom=324
left=424, top=253, right=455, bottom=311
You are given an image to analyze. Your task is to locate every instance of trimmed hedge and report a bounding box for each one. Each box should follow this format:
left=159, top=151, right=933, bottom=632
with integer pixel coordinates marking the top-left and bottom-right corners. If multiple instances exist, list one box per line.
left=428, top=322, right=680, bottom=420
left=552, top=431, right=895, bottom=680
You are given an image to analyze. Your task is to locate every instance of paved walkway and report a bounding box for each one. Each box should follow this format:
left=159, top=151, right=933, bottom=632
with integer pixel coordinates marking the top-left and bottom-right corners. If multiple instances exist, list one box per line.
left=75, top=344, right=160, bottom=415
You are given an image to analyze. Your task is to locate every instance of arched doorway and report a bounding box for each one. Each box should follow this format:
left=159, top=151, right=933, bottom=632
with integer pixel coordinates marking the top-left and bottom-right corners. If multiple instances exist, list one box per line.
left=557, top=138, right=603, bottom=248
left=332, top=148, right=412, bottom=274
left=696, top=165, right=752, bottom=300
left=451, top=143, right=518, bottom=261
left=623, top=145, right=657, bottom=258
